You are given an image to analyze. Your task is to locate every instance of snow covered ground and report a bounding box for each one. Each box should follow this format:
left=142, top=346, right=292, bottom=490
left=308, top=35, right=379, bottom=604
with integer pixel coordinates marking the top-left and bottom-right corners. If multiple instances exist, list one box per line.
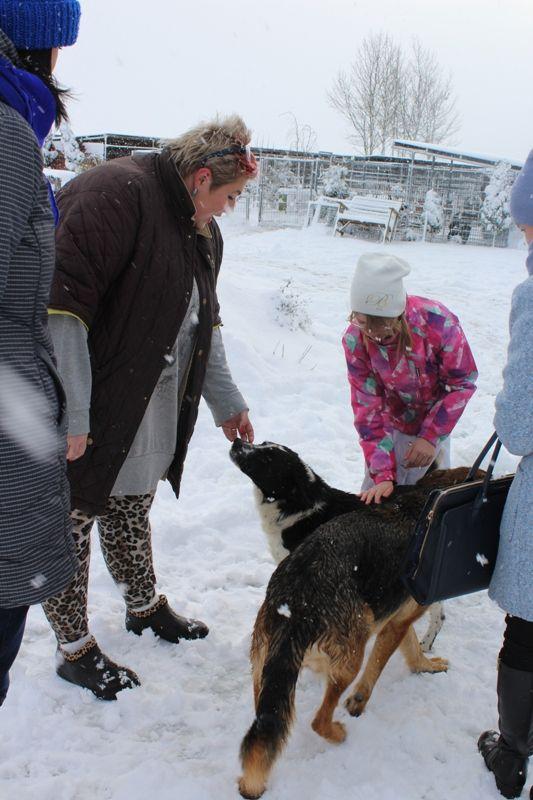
left=0, top=224, right=528, bottom=800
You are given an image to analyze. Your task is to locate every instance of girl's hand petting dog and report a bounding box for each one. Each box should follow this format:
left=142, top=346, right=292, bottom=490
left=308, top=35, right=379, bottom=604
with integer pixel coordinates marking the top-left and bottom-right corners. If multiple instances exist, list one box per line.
left=403, top=438, right=436, bottom=468
left=360, top=480, right=394, bottom=505
left=220, top=411, right=254, bottom=443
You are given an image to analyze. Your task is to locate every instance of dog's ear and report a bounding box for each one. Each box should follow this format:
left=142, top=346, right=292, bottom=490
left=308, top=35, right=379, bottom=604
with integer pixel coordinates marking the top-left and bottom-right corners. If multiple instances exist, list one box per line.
left=291, top=462, right=321, bottom=508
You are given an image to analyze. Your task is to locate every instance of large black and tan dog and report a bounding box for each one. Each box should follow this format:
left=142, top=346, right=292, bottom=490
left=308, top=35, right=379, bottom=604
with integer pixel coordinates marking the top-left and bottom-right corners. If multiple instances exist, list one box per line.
left=230, top=439, right=472, bottom=800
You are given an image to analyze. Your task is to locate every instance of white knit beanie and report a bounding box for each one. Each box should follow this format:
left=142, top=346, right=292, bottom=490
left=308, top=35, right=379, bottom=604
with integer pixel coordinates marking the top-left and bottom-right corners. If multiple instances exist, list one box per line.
left=350, top=253, right=411, bottom=317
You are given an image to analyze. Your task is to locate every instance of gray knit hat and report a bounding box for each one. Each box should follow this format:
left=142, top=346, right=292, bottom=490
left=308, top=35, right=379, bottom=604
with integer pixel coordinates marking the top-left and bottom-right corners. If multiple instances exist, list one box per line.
left=350, top=253, right=411, bottom=317
left=510, top=150, right=533, bottom=226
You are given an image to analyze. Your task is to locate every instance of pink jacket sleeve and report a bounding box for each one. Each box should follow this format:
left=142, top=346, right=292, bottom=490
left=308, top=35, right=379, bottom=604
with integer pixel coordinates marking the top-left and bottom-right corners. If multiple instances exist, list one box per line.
left=343, top=329, right=397, bottom=484
left=418, top=318, right=478, bottom=445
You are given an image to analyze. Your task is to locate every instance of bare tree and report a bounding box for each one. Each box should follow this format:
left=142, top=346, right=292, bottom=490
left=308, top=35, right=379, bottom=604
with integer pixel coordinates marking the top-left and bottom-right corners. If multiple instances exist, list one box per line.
left=400, top=39, right=460, bottom=144
left=328, top=33, right=460, bottom=154
left=282, top=112, right=317, bottom=153
left=328, top=33, right=403, bottom=155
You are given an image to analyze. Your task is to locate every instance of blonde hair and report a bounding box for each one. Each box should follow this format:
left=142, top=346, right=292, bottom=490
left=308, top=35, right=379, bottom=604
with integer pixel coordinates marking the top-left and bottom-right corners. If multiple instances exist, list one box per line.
left=163, top=114, right=253, bottom=186
left=349, top=312, right=413, bottom=355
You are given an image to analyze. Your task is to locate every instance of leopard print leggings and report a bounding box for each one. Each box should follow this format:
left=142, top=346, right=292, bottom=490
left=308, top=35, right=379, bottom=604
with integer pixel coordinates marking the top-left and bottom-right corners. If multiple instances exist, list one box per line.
left=42, top=493, right=156, bottom=645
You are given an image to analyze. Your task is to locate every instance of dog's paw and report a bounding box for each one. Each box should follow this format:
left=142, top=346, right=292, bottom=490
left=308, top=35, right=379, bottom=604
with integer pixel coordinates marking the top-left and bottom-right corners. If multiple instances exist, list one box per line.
left=414, top=656, right=449, bottom=674
left=427, top=656, right=449, bottom=673
left=312, top=718, right=347, bottom=743
left=328, top=721, right=347, bottom=743
left=344, top=690, right=368, bottom=717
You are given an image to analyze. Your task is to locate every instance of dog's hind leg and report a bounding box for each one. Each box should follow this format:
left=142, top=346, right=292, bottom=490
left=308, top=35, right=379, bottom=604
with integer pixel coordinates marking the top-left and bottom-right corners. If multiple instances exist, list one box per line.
left=311, top=646, right=366, bottom=744
left=250, top=605, right=269, bottom=711
left=344, top=603, right=428, bottom=718
left=400, top=623, right=448, bottom=674
left=419, top=602, right=445, bottom=652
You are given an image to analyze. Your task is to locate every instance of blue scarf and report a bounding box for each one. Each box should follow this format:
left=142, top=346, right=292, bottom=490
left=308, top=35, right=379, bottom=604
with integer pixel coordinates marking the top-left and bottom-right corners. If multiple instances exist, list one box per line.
left=0, top=55, right=59, bottom=223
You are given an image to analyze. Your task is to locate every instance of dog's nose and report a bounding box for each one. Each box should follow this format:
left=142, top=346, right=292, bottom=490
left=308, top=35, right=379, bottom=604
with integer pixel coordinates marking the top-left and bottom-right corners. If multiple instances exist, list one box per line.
left=231, top=438, right=244, bottom=452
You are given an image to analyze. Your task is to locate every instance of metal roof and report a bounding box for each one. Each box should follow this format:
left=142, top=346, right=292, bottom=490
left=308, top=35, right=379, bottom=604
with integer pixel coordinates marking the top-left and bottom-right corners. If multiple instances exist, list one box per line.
left=393, top=140, right=524, bottom=170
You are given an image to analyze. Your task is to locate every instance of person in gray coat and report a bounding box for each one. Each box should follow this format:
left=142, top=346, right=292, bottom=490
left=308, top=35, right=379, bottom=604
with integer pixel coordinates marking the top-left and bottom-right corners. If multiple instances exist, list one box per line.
left=478, top=150, right=533, bottom=799
left=0, top=0, right=80, bottom=705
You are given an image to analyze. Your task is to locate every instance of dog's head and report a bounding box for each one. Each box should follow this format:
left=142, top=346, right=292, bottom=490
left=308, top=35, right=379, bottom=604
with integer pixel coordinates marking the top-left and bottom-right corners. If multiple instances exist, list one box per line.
left=230, top=439, right=321, bottom=507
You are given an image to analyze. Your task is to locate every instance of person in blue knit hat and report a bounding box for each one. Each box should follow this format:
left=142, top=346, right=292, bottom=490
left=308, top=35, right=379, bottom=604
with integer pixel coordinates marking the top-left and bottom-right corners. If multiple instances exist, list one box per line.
left=0, top=0, right=87, bottom=708
left=0, top=0, right=81, bottom=127
left=478, top=149, right=533, bottom=800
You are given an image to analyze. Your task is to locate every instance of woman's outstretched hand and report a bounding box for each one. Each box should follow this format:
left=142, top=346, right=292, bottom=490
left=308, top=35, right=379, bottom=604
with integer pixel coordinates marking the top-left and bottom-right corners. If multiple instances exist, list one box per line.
left=220, top=411, right=254, bottom=443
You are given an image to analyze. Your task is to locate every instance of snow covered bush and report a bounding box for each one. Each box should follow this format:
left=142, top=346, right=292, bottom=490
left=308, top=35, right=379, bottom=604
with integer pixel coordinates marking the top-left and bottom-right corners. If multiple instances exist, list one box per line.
left=423, top=189, right=443, bottom=235
left=275, top=279, right=311, bottom=332
left=480, top=162, right=514, bottom=245
left=56, top=121, right=86, bottom=171
left=260, top=158, right=299, bottom=205
left=321, top=165, right=350, bottom=198
left=43, top=133, right=60, bottom=167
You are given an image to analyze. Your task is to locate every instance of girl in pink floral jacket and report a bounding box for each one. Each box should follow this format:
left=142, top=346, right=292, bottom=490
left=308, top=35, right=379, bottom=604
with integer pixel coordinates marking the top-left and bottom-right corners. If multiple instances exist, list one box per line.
left=343, top=253, right=478, bottom=504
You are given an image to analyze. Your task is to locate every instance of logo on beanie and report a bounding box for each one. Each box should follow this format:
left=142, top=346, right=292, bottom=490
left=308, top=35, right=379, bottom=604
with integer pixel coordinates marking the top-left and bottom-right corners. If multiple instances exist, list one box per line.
left=365, top=293, right=392, bottom=309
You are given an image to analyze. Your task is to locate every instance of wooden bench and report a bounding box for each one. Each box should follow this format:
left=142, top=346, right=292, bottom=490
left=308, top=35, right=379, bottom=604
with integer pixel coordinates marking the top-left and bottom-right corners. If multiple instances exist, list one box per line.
left=333, top=196, right=402, bottom=243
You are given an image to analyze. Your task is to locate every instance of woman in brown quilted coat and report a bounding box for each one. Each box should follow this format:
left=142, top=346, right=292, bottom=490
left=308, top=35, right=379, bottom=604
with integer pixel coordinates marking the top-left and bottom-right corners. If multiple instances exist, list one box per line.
left=44, top=116, right=258, bottom=699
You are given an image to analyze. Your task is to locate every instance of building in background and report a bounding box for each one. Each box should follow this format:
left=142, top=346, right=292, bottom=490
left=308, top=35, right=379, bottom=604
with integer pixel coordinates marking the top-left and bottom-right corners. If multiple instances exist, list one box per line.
left=48, top=132, right=523, bottom=248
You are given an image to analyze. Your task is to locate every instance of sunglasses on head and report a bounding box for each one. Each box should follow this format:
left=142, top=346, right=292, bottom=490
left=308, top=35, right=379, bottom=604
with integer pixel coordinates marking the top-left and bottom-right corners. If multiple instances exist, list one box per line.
left=200, top=143, right=258, bottom=176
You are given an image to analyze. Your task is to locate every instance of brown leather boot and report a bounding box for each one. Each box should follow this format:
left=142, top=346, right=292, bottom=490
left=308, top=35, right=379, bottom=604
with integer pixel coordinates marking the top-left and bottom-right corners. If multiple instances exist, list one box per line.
left=57, top=637, right=140, bottom=700
left=125, top=595, right=208, bottom=643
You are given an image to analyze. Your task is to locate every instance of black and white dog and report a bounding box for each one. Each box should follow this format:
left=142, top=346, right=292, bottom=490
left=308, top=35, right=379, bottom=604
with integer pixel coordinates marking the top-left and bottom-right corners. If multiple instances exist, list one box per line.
left=230, top=439, right=467, bottom=799
left=230, top=438, right=445, bottom=651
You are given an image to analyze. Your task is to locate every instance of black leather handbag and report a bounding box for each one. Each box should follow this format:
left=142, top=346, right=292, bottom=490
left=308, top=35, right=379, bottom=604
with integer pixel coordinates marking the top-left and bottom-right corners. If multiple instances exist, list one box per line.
left=402, top=433, right=514, bottom=605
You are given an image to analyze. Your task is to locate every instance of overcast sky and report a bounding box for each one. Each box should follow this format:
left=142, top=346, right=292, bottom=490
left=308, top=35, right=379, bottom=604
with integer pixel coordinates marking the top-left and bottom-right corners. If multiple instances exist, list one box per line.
left=56, top=0, right=532, bottom=163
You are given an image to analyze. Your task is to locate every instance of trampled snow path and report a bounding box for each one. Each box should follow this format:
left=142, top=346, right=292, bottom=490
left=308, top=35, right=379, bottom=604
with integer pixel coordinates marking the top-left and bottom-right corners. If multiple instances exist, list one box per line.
left=0, top=224, right=527, bottom=800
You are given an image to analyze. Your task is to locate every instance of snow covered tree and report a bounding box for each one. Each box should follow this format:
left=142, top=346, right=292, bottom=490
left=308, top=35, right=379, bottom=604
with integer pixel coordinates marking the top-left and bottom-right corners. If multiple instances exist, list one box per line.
left=56, top=120, right=85, bottom=171
left=321, top=165, right=350, bottom=198
left=45, top=122, right=103, bottom=174
left=423, top=189, right=443, bottom=236
left=43, top=133, right=60, bottom=167
left=480, top=162, right=514, bottom=245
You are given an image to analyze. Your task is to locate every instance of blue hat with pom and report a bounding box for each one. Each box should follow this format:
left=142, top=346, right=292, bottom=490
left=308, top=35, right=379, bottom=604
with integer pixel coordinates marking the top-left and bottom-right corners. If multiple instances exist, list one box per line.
left=0, top=0, right=81, bottom=49
left=510, top=150, right=533, bottom=227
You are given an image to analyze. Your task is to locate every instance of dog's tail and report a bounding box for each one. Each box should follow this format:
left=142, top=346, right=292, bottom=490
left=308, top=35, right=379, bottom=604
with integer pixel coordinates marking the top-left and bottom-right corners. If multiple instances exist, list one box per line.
left=238, top=614, right=311, bottom=799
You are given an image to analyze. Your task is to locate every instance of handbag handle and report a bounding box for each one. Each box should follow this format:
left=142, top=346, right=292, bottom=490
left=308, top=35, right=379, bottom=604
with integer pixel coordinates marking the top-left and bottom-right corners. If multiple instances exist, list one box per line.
left=466, top=433, right=503, bottom=511
left=466, top=432, right=499, bottom=481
